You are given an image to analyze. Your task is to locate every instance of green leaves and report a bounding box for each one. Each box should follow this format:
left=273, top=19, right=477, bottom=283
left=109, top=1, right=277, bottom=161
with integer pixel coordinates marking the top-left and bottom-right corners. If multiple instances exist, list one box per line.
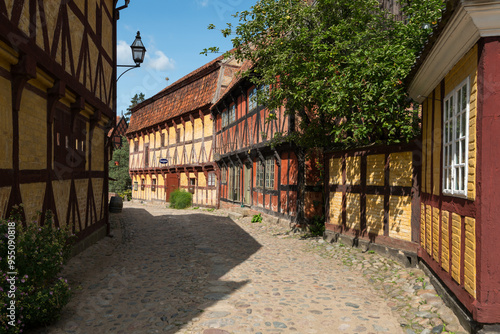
left=207, top=0, right=444, bottom=150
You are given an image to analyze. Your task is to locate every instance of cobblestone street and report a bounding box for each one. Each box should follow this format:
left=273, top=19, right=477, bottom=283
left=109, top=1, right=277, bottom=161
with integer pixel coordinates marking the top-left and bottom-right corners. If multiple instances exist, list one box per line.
left=39, top=202, right=465, bottom=334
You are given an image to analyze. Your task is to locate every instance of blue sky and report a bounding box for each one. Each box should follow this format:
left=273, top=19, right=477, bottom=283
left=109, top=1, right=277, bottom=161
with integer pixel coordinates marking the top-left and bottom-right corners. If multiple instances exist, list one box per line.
left=116, top=0, right=255, bottom=116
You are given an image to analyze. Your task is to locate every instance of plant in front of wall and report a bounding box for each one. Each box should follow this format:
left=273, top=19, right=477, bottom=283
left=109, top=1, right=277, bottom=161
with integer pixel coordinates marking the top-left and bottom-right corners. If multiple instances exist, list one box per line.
left=0, top=208, right=75, bottom=333
left=308, top=215, right=325, bottom=237
left=169, top=189, right=192, bottom=209
left=251, top=214, right=263, bottom=223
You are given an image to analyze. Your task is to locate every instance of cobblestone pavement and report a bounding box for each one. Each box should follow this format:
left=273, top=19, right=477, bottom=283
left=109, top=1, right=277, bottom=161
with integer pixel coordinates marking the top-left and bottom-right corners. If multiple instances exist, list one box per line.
left=39, top=202, right=466, bottom=334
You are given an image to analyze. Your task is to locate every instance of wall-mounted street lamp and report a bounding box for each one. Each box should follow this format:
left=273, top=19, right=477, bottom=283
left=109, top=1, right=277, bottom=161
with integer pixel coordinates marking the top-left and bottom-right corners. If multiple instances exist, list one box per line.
left=117, top=31, right=147, bottom=82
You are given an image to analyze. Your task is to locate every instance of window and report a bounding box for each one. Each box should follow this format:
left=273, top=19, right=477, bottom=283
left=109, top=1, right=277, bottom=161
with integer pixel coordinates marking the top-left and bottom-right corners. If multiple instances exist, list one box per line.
left=265, top=158, right=275, bottom=189
left=133, top=182, right=138, bottom=191
left=152, top=179, right=156, bottom=192
left=256, top=160, right=265, bottom=188
left=221, top=168, right=227, bottom=184
left=443, top=77, right=469, bottom=197
left=141, top=179, right=145, bottom=191
left=229, top=104, right=236, bottom=123
left=222, top=110, right=228, bottom=128
left=248, top=88, right=257, bottom=111
left=144, top=144, right=149, bottom=167
left=208, top=172, right=216, bottom=187
left=176, top=129, right=180, bottom=143
left=54, top=109, right=86, bottom=171
left=134, top=140, right=139, bottom=152
left=161, top=133, right=165, bottom=147
left=190, top=178, right=196, bottom=186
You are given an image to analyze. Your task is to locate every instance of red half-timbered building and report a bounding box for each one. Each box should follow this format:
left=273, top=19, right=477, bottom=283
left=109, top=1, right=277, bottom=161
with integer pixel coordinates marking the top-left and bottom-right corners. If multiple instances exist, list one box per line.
left=212, top=62, right=323, bottom=222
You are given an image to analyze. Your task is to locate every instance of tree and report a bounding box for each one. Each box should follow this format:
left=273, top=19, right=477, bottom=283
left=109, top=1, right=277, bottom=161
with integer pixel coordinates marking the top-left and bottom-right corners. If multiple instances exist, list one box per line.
left=205, top=0, right=444, bottom=150
left=124, top=92, right=145, bottom=121
left=109, top=137, right=131, bottom=193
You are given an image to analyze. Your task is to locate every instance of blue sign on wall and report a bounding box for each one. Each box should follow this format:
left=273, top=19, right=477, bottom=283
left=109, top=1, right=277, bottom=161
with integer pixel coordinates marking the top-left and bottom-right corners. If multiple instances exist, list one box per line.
left=159, top=158, right=168, bottom=164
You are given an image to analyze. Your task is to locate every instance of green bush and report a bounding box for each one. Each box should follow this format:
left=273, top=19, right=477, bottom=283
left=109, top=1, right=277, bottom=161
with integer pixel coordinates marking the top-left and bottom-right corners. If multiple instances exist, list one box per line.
left=309, top=215, right=325, bottom=236
left=119, top=189, right=132, bottom=201
left=0, top=207, right=75, bottom=333
left=169, top=189, right=192, bottom=209
left=251, top=214, right=263, bottom=223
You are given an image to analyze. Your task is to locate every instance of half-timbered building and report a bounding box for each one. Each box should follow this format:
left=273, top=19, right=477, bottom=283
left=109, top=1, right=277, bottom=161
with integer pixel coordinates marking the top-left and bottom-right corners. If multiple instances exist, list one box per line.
left=0, top=0, right=119, bottom=246
left=127, top=55, right=241, bottom=207
left=108, top=116, right=128, bottom=149
left=407, top=0, right=500, bottom=329
left=212, top=62, right=323, bottom=222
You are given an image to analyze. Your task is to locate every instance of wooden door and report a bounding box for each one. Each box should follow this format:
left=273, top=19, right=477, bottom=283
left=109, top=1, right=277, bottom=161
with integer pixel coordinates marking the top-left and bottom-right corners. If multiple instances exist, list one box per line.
left=244, top=164, right=252, bottom=205
left=165, top=173, right=179, bottom=202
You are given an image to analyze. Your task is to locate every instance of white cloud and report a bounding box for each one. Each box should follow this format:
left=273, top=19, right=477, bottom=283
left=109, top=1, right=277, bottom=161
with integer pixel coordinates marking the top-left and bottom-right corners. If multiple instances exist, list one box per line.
left=145, top=51, right=175, bottom=71
left=196, top=0, right=210, bottom=7
left=117, top=40, right=132, bottom=65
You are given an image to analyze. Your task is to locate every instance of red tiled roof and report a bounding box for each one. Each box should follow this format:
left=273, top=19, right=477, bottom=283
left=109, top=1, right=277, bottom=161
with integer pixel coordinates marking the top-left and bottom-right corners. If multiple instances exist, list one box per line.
left=127, top=55, right=226, bottom=135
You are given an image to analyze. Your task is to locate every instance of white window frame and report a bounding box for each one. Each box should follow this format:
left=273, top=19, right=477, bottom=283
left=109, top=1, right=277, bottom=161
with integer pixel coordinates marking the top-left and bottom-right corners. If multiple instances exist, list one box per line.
left=222, top=110, right=228, bottom=128
left=442, top=77, right=469, bottom=198
left=265, top=157, right=275, bottom=189
left=229, top=104, right=236, bottom=123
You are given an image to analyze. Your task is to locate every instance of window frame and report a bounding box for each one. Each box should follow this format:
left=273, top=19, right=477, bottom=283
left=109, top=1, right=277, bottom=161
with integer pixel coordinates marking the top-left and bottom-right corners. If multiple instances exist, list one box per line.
left=208, top=171, right=216, bottom=187
left=141, top=179, right=145, bottom=191
left=265, top=157, right=275, bottom=189
left=256, top=160, right=265, bottom=188
left=151, top=179, right=156, bottom=192
left=442, top=77, right=470, bottom=198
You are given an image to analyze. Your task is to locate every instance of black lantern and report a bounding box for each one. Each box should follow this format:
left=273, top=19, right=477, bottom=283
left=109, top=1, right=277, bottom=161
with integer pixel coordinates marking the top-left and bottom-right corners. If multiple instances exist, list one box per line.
left=131, top=31, right=146, bottom=66
left=117, top=31, right=148, bottom=82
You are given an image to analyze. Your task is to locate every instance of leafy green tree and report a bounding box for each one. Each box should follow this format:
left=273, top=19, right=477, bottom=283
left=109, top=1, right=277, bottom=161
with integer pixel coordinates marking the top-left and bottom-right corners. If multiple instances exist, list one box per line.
left=109, top=137, right=131, bottom=193
left=124, top=92, right=145, bottom=121
left=205, top=0, right=444, bottom=150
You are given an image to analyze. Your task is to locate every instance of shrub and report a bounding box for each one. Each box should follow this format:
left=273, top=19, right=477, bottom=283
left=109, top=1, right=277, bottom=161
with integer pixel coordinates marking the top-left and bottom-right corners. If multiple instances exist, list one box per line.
left=309, top=215, right=325, bottom=236
left=169, top=189, right=192, bottom=209
left=0, top=207, right=75, bottom=333
left=119, top=189, right=132, bottom=201
left=251, top=214, right=263, bottom=223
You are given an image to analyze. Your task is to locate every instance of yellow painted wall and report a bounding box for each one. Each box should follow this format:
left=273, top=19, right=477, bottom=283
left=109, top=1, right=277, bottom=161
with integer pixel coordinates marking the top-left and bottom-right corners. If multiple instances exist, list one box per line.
left=346, top=193, right=360, bottom=230
left=329, top=192, right=342, bottom=225
left=366, top=155, right=384, bottom=186
left=91, top=127, right=105, bottom=171
left=0, top=187, right=12, bottom=220
left=0, top=75, right=12, bottom=169
left=389, top=195, right=412, bottom=242
left=451, top=213, right=462, bottom=284
left=19, top=90, right=47, bottom=170
left=426, top=205, right=432, bottom=254
left=389, top=152, right=412, bottom=187
left=329, top=158, right=342, bottom=185
left=52, top=180, right=71, bottom=227
left=441, top=211, right=450, bottom=273
left=464, top=217, right=476, bottom=298
left=346, top=156, right=361, bottom=185
left=432, top=207, right=440, bottom=262
left=366, top=194, right=384, bottom=235
left=421, top=203, right=426, bottom=249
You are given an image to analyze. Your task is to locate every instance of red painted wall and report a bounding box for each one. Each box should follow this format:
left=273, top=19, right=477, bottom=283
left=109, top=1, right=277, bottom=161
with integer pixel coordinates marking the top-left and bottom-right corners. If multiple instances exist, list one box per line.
left=476, top=36, right=500, bottom=322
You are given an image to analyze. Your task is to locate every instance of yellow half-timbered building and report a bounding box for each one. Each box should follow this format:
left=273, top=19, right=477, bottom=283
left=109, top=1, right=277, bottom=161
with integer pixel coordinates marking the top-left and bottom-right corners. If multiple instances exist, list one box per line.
left=0, top=0, right=119, bottom=245
left=127, top=56, right=241, bottom=207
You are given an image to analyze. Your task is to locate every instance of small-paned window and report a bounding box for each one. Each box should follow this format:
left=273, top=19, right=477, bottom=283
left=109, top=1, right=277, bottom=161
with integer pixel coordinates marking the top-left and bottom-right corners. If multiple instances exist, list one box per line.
left=229, top=104, right=236, bottom=123
left=248, top=88, right=257, bottom=111
left=152, top=179, right=156, bottom=192
left=133, top=182, right=138, bottom=191
left=256, top=160, right=265, bottom=188
left=208, top=172, right=216, bottom=187
left=141, top=179, right=145, bottom=191
left=265, top=158, right=275, bottom=189
left=443, top=77, right=469, bottom=197
left=190, top=178, right=196, bottom=186
left=161, top=133, right=165, bottom=147
left=222, top=110, right=228, bottom=128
